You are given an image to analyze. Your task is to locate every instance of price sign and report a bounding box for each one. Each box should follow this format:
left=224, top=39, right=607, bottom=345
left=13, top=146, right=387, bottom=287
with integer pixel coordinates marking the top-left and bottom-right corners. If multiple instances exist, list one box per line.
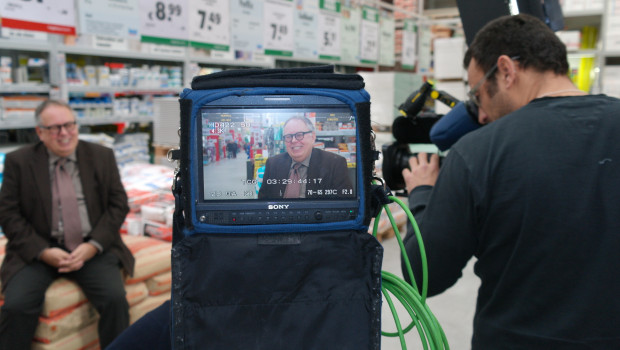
left=359, top=6, right=379, bottom=64
left=293, top=6, right=318, bottom=59
left=418, top=25, right=432, bottom=73
left=401, top=20, right=417, bottom=70
left=263, top=0, right=294, bottom=57
left=0, top=0, right=76, bottom=35
left=319, top=0, right=341, bottom=13
left=378, top=16, right=395, bottom=66
left=230, top=0, right=263, bottom=54
left=340, top=6, right=360, bottom=63
left=318, top=12, right=341, bottom=61
left=189, top=0, right=230, bottom=51
left=77, top=0, right=140, bottom=38
left=139, top=0, right=189, bottom=46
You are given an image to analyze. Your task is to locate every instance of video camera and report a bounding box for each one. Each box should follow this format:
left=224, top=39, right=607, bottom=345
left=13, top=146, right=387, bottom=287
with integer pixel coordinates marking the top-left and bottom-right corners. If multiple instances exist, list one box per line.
left=381, top=81, right=481, bottom=193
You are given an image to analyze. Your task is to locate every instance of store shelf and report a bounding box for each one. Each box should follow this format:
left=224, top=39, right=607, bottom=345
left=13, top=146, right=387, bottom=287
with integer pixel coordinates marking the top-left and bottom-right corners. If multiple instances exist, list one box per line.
left=66, top=86, right=181, bottom=95
left=0, top=38, right=53, bottom=53
left=78, top=115, right=154, bottom=126
left=316, top=130, right=356, bottom=136
left=58, top=44, right=187, bottom=63
left=563, top=11, right=604, bottom=29
left=0, top=84, right=52, bottom=93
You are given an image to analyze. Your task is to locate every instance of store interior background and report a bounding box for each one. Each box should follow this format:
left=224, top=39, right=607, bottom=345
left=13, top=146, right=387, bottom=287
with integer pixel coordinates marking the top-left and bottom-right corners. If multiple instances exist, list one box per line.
left=0, top=0, right=611, bottom=348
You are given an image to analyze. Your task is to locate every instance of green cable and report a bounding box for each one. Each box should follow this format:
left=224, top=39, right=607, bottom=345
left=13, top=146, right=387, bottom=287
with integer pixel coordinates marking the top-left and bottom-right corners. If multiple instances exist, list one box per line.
left=372, top=191, right=449, bottom=350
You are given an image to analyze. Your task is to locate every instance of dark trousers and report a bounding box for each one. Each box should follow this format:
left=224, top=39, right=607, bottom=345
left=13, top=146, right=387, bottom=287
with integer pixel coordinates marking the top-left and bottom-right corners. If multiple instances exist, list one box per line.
left=0, top=252, right=129, bottom=349
left=106, top=299, right=171, bottom=350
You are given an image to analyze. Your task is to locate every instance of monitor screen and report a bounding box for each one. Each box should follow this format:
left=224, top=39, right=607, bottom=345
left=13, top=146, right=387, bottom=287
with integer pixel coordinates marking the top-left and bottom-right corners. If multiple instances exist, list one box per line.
left=195, top=95, right=359, bottom=226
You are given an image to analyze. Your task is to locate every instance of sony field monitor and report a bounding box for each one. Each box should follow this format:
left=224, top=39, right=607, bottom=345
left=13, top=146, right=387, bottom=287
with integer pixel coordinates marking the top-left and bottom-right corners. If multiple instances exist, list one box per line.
left=195, top=94, right=360, bottom=227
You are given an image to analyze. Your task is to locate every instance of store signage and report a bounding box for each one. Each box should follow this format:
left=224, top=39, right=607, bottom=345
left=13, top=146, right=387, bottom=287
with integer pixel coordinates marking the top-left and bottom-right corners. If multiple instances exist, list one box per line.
left=0, top=0, right=76, bottom=35
left=139, top=0, right=189, bottom=46
left=401, top=20, right=417, bottom=70
left=340, top=6, right=360, bottom=64
left=293, top=2, right=319, bottom=59
left=189, top=0, right=230, bottom=51
left=318, top=11, right=341, bottom=61
left=359, top=6, right=379, bottom=65
left=263, top=0, right=294, bottom=57
left=378, top=16, right=395, bottom=66
left=77, top=0, right=140, bottom=38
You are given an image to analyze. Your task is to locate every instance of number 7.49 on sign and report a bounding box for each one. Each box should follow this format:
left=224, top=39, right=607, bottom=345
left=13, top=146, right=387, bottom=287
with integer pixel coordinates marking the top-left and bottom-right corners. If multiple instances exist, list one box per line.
left=188, top=0, right=230, bottom=51
left=263, top=0, right=293, bottom=56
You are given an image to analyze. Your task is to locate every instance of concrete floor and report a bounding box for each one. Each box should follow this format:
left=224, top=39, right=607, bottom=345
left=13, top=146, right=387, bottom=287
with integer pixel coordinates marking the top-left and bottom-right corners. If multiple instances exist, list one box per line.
left=379, top=236, right=480, bottom=350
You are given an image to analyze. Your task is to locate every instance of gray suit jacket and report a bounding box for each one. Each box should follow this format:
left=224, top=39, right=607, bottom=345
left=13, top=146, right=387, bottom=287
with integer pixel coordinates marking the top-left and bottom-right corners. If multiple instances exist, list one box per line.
left=0, top=141, right=134, bottom=290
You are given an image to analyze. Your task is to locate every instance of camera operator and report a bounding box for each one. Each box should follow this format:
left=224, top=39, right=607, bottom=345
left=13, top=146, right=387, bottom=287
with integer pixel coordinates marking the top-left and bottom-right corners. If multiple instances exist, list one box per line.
left=401, top=14, right=620, bottom=349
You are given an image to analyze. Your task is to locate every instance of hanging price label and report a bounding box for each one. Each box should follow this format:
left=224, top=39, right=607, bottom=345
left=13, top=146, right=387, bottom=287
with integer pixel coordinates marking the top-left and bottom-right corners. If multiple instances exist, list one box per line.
left=140, top=0, right=189, bottom=46
left=340, top=6, right=360, bottom=63
left=0, top=0, right=76, bottom=35
left=189, top=0, right=230, bottom=51
left=360, top=6, right=379, bottom=64
left=293, top=7, right=318, bottom=59
left=318, top=12, right=341, bottom=61
left=401, top=20, right=417, bottom=70
left=77, top=0, right=140, bottom=38
left=379, top=17, right=395, bottom=66
left=263, top=0, right=294, bottom=57
left=230, top=0, right=263, bottom=53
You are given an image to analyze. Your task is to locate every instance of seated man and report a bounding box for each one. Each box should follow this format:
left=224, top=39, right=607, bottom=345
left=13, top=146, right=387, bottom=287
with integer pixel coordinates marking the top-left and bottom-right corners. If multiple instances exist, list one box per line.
left=258, top=116, right=353, bottom=199
left=0, top=100, right=134, bottom=349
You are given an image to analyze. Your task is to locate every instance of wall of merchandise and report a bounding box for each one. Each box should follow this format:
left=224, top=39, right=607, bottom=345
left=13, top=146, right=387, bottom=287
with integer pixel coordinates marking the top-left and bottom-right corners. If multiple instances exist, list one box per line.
left=0, top=0, right=418, bottom=71
left=0, top=0, right=426, bottom=131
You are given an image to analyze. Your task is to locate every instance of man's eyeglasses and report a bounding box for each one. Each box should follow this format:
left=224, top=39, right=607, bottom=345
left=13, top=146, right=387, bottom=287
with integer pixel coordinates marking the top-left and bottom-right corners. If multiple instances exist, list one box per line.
left=467, top=56, right=520, bottom=107
left=39, top=121, right=78, bottom=135
left=283, top=131, right=312, bottom=143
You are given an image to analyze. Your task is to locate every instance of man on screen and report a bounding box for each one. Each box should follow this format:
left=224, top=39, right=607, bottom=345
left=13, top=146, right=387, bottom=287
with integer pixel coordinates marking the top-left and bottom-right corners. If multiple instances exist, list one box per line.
left=258, top=116, right=353, bottom=199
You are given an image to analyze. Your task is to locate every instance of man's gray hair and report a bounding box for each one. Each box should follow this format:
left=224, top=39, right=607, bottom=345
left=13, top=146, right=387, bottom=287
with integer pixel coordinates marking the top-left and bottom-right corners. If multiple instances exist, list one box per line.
left=34, top=99, right=74, bottom=124
left=283, top=115, right=315, bottom=132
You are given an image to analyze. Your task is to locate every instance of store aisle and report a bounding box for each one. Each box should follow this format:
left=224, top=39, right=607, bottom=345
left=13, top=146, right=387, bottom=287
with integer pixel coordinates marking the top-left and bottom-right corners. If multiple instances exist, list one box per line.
left=379, top=235, right=480, bottom=350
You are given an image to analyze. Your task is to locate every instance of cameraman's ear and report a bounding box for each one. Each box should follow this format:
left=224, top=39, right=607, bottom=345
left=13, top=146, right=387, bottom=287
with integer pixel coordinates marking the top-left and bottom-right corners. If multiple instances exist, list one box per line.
left=497, top=55, right=517, bottom=87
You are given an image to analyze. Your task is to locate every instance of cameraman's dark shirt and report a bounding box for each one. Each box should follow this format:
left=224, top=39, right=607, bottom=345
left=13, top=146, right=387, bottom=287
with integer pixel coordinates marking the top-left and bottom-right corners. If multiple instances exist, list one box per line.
left=404, top=94, right=620, bottom=349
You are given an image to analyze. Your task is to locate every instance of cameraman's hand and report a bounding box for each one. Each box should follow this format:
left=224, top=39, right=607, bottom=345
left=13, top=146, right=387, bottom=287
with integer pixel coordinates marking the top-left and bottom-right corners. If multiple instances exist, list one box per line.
left=402, top=152, right=440, bottom=193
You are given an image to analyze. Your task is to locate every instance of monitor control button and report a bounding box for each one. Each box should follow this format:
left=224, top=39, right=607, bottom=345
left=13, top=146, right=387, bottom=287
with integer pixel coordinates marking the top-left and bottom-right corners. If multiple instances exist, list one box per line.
left=314, top=211, right=323, bottom=221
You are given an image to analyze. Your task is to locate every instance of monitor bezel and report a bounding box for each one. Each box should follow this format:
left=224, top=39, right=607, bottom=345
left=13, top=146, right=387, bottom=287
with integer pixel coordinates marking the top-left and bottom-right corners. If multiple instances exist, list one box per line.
left=192, top=94, right=361, bottom=226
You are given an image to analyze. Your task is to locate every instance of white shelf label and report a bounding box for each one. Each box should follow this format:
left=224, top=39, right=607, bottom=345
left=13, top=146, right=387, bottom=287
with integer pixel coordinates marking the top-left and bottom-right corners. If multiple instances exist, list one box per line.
left=139, top=0, right=189, bottom=46
left=230, top=0, right=263, bottom=56
left=263, top=0, right=294, bottom=57
left=77, top=0, right=140, bottom=38
left=0, top=0, right=76, bottom=35
left=401, top=20, right=417, bottom=70
left=359, top=6, right=379, bottom=64
left=378, top=16, right=395, bottom=67
left=318, top=12, right=341, bottom=61
left=189, top=0, right=230, bottom=51
left=293, top=4, right=319, bottom=59
left=340, top=6, right=361, bottom=64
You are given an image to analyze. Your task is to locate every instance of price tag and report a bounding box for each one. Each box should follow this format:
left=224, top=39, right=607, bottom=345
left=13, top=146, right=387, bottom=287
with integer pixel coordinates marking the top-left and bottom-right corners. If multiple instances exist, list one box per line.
left=77, top=0, right=140, bottom=38
left=359, top=6, right=379, bottom=64
left=263, top=0, right=294, bottom=57
left=230, top=0, right=263, bottom=53
left=0, top=0, right=76, bottom=35
left=318, top=12, right=341, bottom=61
left=401, top=20, right=417, bottom=70
left=378, top=16, right=395, bottom=66
left=139, top=0, right=189, bottom=46
left=189, top=0, right=230, bottom=51
left=340, top=6, right=360, bottom=63
left=293, top=5, right=319, bottom=59
left=418, top=25, right=432, bottom=73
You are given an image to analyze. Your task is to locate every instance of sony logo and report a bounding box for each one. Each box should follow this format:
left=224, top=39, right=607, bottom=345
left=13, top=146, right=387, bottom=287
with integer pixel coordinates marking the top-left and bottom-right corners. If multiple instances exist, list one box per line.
left=268, top=204, right=289, bottom=210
